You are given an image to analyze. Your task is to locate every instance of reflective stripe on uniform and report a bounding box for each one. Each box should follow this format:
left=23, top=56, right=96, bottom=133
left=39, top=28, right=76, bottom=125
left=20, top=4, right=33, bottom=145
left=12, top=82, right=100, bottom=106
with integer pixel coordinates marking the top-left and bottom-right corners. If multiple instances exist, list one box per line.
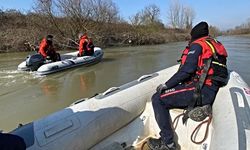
left=160, top=87, right=196, bottom=98
left=212, top=61, right=227, bottom=68
left=205, top=41, right=216, bottom=54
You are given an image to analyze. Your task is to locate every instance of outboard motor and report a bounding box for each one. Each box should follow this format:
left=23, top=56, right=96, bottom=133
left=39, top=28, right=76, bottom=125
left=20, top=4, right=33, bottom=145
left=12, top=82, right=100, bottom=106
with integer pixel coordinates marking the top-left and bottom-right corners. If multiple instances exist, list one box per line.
left=25, top=54, right=44, bottom=71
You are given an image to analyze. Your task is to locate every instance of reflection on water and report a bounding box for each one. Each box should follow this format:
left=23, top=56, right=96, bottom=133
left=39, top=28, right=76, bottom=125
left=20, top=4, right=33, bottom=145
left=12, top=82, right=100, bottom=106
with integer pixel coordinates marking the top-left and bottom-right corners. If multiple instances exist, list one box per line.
left=40, top=79, right=59, bottom=96
left=78, top=71, right=96, bottom=93
left=0, top=36, right=250, bottom=131
left=218, top=36, right=250, bottom=85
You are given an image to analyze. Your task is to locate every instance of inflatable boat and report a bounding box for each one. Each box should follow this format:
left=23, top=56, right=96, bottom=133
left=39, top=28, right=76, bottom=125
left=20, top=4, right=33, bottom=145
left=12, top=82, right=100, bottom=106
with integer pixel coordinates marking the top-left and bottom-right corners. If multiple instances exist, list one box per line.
left=17, top=47, right=103, bottom=75
left=10, top=65, right=250, bottom=150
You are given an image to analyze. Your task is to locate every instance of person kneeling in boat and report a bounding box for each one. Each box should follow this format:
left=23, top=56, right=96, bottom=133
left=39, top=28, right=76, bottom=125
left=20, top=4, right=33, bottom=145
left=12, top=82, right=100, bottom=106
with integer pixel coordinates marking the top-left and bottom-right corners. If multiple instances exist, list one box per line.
left=38, top=35, right=61, bottom=62
left=77, top=33, right=95, bottom=57
left=148, top=21, right=228, bottom=150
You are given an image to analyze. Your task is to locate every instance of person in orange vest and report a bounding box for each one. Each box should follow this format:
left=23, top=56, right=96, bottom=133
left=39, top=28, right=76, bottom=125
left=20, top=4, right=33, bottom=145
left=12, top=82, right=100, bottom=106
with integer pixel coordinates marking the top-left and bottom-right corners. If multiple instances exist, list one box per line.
left=148, top=22, right=228, bottom=150
left=78, top=33, right=95, bottom=57
left=38, top=35, right=60, bottom=62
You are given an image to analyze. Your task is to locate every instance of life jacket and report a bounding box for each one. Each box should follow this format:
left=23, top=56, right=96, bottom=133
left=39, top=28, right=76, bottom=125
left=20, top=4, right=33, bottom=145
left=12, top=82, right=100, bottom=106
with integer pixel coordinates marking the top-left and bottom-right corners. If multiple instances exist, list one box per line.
left=79, top=35, right=89, bottom=55
left=39, top=38, right=54, bottom=58
left=179, top=46, right=189, bottom=65
left=180, top=36, right=228, bottom=87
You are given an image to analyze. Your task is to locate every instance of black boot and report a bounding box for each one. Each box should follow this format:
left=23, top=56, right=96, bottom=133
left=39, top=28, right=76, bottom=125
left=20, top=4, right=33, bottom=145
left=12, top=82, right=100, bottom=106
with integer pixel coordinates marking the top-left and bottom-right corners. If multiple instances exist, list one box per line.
left=147, top=137, right=176, bottom=150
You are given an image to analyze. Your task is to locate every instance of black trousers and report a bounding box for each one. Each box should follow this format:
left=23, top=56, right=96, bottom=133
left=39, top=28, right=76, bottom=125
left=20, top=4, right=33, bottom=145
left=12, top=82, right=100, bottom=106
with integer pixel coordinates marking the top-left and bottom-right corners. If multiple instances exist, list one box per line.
left=0, top=133, right=26, bottom=150
left=84, top=49, right=94, bottom=56
left=151, top=82, right=217, bottom=145
left=47, top=50, right=61, bottom=62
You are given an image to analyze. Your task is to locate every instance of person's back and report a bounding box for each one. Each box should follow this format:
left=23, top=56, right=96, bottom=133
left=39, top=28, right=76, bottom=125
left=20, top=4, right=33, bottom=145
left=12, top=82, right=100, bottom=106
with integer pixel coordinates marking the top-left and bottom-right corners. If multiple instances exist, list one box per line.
left=78, top=33, right=89, bottom=57
left=38, top=38, right=50, bottom=58
left=78, top=33, right=95, bottom=56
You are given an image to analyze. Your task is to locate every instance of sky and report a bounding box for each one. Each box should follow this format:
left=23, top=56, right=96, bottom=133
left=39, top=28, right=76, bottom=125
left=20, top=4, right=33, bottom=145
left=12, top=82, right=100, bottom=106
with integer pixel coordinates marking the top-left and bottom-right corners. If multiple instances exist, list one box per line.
left=1, top=0, right=250, bottom=30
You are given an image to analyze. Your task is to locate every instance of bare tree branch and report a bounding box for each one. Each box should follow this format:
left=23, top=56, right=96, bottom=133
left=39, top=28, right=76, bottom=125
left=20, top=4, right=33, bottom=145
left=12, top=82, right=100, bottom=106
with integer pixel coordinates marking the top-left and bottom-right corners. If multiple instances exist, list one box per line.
left=167, top=0, right=195, bottom=29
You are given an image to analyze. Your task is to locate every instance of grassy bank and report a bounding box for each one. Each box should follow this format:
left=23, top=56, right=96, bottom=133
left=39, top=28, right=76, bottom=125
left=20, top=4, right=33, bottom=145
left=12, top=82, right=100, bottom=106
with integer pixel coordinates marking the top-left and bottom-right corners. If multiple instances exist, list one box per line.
left=0, top=8, right=225, bottom=53
left=0, top=10, right=190, bottom=53
left=234, top=34, right=250, bottom=38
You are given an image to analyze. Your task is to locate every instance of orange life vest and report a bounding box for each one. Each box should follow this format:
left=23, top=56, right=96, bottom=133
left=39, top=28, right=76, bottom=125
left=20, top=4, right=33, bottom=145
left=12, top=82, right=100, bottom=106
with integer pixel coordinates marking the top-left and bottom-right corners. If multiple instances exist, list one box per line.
left=180, top=36, right=228, bottom=86
left=79, top=35, right=89, bottom=55
left=39, top=38, right=54, bottom=58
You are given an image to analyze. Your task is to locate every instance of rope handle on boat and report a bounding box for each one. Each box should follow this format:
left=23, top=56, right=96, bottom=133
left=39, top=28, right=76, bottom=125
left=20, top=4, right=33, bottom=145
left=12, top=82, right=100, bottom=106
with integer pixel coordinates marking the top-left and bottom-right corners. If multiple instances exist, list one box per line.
left=102, top=87, right=120, bottom=95
left=137, top=74, right=153, bottom=82
left=70, top=98, right=87, bottom=106
left=190, top=115, right=212, bottom=144
left=172, top=113, right=212, bottom=145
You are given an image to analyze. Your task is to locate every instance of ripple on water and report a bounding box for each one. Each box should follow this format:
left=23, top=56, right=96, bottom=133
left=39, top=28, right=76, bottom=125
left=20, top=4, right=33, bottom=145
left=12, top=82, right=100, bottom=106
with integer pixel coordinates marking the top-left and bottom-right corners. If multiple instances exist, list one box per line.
left=0, top=70, right=43, bottom=87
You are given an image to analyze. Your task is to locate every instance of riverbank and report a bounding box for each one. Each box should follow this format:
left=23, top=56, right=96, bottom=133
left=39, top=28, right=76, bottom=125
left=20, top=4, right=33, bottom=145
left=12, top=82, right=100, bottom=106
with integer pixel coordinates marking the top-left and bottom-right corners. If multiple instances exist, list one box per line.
left=0, top=9, right=191, bottom=53
left=0, top=11, right=231, bottom=53
left=233, top=34, right=250, bottom=38
left=0, top=26, right=188, bottom=53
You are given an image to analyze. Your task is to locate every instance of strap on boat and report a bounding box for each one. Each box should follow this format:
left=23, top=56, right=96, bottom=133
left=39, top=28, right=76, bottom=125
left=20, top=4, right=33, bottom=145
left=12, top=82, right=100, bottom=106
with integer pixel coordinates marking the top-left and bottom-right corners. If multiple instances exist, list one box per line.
left=182, top=58, right=212, bottom=124
left=182, top=40, right=216, bottom=124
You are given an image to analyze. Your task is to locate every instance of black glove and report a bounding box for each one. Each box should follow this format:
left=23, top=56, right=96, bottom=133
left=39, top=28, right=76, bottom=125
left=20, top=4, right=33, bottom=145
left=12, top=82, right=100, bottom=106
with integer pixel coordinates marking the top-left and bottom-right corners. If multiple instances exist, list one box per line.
left=77, top=53, right=82, bottom=57
left=156, top=84, right=168, bottom=94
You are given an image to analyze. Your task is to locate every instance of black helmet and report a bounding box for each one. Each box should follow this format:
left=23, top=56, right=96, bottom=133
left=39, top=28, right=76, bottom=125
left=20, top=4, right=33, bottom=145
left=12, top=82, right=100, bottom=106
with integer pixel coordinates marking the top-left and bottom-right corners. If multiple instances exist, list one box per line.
left=190, top=21, right=209, bottom=41
left=46, top=34, right=53, bottom=42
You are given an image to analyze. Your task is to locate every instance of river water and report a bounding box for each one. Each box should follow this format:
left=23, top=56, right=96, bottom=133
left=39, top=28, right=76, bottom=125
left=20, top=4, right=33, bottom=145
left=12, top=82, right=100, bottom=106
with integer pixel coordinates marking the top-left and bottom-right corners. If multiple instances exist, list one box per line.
left=0, top=36, right=249, bottom=132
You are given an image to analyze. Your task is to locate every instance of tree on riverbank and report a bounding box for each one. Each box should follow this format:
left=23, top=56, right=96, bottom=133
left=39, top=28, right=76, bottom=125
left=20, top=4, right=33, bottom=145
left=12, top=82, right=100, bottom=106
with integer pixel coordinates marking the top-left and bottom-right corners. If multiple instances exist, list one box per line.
left=225, top=18, right=250, bottom=35
left=1, top=0, right=216, bottom=52
left=167, top=0, right=195, bottom=30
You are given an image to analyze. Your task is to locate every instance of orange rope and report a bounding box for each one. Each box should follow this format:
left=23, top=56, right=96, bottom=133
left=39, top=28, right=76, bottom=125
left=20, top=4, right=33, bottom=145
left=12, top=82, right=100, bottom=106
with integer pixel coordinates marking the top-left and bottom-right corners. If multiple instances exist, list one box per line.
left=140, top=141, right=148, bottom=150
left=172, top=113, right=212, bottom=145
left=172, top=113, right=184, bottom=130
left=190, top=115, right=212, bottom=144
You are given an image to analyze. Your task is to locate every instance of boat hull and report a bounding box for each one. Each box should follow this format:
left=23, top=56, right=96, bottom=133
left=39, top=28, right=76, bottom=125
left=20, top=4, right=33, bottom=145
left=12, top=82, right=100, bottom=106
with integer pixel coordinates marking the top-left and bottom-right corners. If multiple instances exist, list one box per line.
left=17, top=47, right=103, bottom=75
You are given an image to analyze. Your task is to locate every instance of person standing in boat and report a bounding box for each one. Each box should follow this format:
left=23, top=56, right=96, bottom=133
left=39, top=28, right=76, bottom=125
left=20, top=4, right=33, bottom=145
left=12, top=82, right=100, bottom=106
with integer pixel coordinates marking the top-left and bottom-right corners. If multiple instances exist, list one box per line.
left=78, top=33, right=95, bottom=57
left=148, top=21, right=228, bottom=150
left=38, top=35, right=61, bottom=62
